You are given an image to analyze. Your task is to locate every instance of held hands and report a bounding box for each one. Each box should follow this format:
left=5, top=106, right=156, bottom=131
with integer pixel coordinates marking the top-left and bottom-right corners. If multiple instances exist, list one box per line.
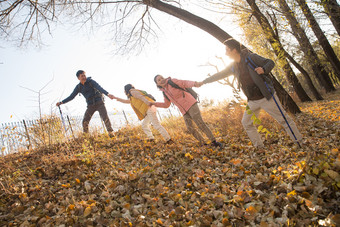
left=148, top=101, right=155, bottom=107
left=107, top=94, right=116, bottom=100
left=56, top=102, right=62, bottom=106
left=194, top=81, right=204, bottom=87
left=255, top=67, right=265, bottom=75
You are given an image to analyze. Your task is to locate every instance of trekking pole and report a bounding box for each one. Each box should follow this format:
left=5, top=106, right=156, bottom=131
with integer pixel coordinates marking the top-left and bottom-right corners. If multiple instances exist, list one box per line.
left=58, top=106, right=68, bottom=137
left=263, top=81, right=301, bottom=148
left=246, top=57, right=301, bottom=148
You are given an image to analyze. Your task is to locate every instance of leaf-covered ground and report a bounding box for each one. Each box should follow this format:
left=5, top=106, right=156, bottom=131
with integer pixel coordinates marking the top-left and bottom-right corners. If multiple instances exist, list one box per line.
left=1, top=90, right=339, bottom=226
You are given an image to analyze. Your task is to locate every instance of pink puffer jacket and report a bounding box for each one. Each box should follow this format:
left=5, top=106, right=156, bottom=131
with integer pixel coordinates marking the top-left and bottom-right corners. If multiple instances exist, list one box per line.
left=154, top=77, right=197, bottom=115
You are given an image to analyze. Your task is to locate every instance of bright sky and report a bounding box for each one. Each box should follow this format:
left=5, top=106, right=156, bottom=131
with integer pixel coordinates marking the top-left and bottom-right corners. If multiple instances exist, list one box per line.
left=0, top=6, right=243, bottom=124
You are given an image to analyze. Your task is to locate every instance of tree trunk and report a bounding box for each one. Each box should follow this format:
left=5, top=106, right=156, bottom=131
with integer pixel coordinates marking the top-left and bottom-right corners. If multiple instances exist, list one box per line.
left=296, top=0, right=340, bottom=82
left=320, top=0, right=340, bottom=36
left=285, top=51, right=323, bottom=100
left=245, top=0, right=312, bottom=102
left=144, top=0, right=302, bottom=113
left=270, top=73, right=301, bottom=113
left=278, top=0, right=336, bottom=92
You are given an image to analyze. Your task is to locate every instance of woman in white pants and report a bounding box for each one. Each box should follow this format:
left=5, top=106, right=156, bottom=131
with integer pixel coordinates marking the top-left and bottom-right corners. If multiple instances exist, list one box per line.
left=198, top=38, right=302, bottom=149
left=113, top=84, right=172, bottom=143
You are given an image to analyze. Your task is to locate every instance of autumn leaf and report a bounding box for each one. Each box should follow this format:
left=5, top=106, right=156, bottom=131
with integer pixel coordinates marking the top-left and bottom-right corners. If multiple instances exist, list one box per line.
left=83, top=207, right=91, bottom=217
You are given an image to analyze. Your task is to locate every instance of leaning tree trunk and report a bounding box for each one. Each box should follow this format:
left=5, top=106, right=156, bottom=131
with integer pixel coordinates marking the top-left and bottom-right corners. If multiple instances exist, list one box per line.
left=267, top=0, right=323, bottom=100
left=320, top=0, right=340, bottom=36
left=296, top=0, right=340, bottom=83
left=285, top=51, right=323, bottom=100
left=278, top=0, right=336, bottom=92
left=144, top=0, right=302, bottom=113
left=245, top=0, right=312, bottom=103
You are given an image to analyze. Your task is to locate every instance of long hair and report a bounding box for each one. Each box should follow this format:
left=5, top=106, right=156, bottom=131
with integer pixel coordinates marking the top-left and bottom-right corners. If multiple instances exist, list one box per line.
left=124, top=84, right=134, bottom=97
left=154, top=75, right=170, bottom=101
left=223, top=38, right=246, bottom=53
left=154, top=75, right=164, bottom=89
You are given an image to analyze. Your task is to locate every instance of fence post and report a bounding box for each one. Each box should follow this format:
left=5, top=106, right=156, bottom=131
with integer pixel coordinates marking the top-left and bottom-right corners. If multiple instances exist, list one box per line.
left=122, top=110, right=129, bottom=125
left=23, top=120, right=32, bottom=149
left=157, top=110, right=162, bottom=121
left=0, top=125, right=6, bottom=156
left=168, top=109, right=173, bottom=117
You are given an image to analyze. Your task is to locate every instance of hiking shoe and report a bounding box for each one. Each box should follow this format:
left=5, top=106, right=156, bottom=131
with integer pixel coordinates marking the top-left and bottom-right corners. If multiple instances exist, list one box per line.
left=165, top=139, right=174, bottom=144
left=146, top=138, right=155, bottom=142
left=211, top=140, right=223, bottom=148
left=108, top=132, right=115, bottom=138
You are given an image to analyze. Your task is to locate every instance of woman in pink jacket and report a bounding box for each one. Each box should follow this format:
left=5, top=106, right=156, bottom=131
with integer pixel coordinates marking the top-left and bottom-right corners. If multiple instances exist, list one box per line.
left=153, top=75, right=223, bottom=148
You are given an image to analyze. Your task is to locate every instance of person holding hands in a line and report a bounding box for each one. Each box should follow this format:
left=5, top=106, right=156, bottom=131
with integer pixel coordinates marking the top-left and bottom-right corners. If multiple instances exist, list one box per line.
left=197, top=38, right=302, bottom=149
left=113, top=84, right=172, bottom=143
left=56, top=70, right=115, bottom=137
left=153, top=75, right=223, bottom=148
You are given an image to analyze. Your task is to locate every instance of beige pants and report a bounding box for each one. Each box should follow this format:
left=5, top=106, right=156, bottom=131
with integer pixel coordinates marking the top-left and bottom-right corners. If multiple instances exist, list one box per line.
left=142, top=105, right=170, bottom=141
left=242, top=94, right=302, bottom=148
left=183, top=103, right=215, bottom=144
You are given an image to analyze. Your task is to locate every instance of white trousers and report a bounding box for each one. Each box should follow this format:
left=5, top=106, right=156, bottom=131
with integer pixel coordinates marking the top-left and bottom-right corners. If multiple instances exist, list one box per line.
left=141, top=105, right=170, bottom=141
left=242, top=94, right=302, bottom=148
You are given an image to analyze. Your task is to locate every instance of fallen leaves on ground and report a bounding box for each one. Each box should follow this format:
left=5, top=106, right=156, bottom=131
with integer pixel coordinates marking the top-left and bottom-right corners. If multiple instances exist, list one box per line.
left=0, top=90, right=339, bottom=226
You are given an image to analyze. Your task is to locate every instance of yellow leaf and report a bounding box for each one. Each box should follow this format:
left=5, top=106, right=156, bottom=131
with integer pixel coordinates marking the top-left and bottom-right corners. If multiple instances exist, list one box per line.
left=156, top=219, right=163, bottom=225
left=123, top=203, right=131, bottom=209
left=84, top=206, right=92, bottom=217
left=222, top=218, right=230, bottom=226
left=230, top=159, right=242, bottom=165
left=287, top=190, right=296, bottom=197
left=246, top=206, right=257, bottom=215
left=331, top=148, right=339, bottom=155
left=323, top=162, right=331, bottom=169
left=19, top=193, right=27, bottom=198
left=61, top=183, right=71, bottom=188
left=68, top=204, right=75, bottom=210
left=185, top=153, right=193, bottom=160
left=75, top=178, right=80, bottom=184
left=312, top=167, right=319, bottom=175
left=260, top=221, right=269, bottom=227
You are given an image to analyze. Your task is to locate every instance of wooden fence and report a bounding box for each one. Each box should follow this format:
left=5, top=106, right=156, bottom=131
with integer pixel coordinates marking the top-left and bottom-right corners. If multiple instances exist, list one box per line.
left=0, top=109, right=179, bottom=156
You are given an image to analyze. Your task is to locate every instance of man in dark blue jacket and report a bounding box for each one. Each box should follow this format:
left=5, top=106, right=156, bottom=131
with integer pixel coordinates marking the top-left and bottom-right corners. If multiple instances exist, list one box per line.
left=56, top=70, right=115, bottom=136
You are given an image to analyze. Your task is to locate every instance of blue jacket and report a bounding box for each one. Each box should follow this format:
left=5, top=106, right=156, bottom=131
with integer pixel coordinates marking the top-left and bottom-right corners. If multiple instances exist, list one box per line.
left=62, top=77, right=109, bottom=106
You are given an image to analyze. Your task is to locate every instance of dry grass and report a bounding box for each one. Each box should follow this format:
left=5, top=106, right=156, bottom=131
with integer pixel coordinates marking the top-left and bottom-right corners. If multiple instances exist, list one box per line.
left=0, top=90, right=339, bottom=226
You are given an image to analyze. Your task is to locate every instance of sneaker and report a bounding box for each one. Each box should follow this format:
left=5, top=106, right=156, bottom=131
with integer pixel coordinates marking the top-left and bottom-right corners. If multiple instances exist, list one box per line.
left=255, top=148, right=266, bottom=154
left=211, top=140, right=223, bottom=148
left=146, top=138, right=155, bottom=142
left=165, top=139, right=174, bottom=144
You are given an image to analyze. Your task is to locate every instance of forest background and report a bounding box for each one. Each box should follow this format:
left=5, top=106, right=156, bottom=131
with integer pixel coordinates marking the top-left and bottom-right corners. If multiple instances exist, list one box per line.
left=1, top=0, right=339, bottom=125
left=0, top=0, right=340, bottom=226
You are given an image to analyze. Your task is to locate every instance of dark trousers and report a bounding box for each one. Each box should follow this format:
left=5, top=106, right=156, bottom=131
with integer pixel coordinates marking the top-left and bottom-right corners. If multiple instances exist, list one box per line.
left=183, top=103, right=215, bottom=144
left=82, top=100, right=113, bottom=133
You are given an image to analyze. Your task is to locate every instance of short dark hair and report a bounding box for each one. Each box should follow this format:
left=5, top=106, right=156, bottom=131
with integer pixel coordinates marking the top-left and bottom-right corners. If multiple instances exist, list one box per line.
left=124, top=84, right=134, bottom=97
left=154, top=74, right=163, bottom=89
left=223, top=38, right=242, bottom=53
left=76, top=70, right=84, bottom=78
